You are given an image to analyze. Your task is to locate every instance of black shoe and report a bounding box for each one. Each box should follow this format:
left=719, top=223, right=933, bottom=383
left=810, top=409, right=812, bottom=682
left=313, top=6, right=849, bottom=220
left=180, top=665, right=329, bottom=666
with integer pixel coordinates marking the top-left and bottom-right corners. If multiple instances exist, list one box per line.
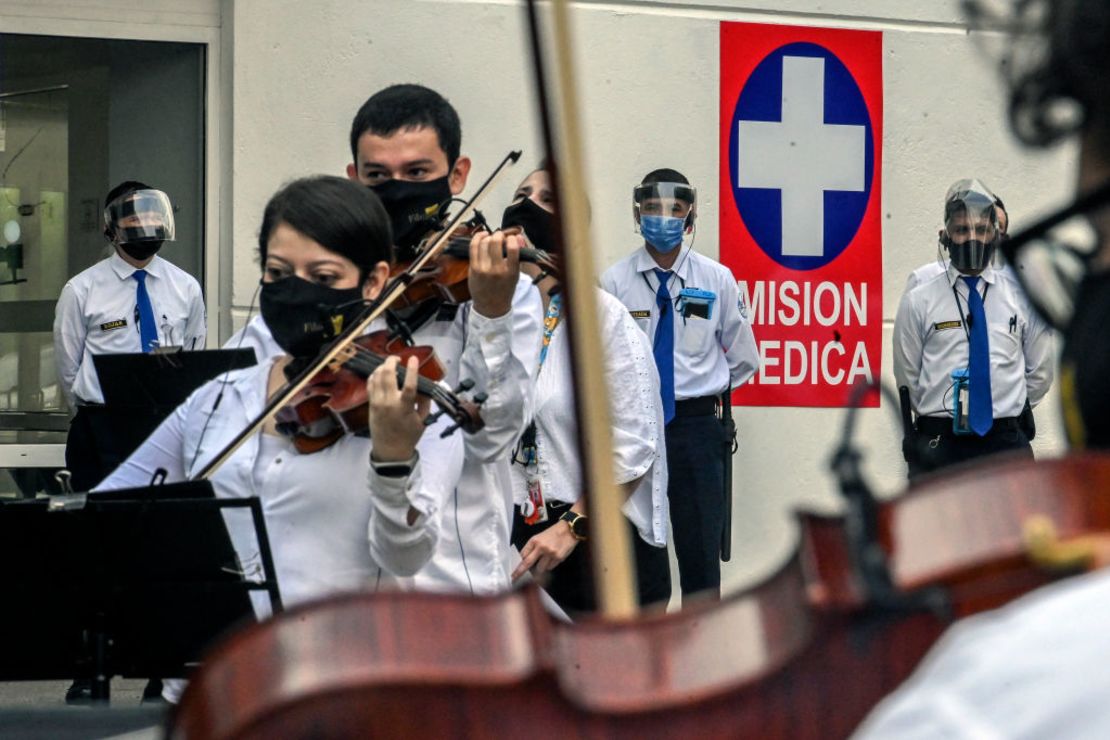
left=65, top=678, right=92, bottom=705
left=141, top=678, right=165, bottom=704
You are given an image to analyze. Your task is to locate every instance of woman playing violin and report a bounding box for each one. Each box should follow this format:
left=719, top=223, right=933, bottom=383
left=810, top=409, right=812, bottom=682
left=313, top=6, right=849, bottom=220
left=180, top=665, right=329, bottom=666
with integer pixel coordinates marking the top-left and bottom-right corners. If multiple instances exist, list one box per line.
left=95, top=177, right=464, bottom=693
left=505, top=164, right=672, bottom=614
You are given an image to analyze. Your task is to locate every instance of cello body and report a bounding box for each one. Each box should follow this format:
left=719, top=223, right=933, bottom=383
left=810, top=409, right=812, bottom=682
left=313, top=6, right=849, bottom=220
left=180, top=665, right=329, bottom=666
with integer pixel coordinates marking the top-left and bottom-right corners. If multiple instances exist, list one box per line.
left=172, top=453, right=1110, bottom=739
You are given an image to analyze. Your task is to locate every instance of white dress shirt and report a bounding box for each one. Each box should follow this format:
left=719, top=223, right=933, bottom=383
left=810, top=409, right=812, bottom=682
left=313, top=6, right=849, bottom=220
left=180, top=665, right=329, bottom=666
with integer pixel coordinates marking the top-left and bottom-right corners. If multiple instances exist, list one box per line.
left=854, top=568, right=1110, bottom=739
left=225, top=274, right=544, bottom=595
left=601, top=246, right=759, bottom=399
left=509, top=288, right=669, bottom=547
left=95, top=358, right=464, bottom=613
left=893, top=262, right=1054, bottom=419
left=53, top=251, right=206, bottom=405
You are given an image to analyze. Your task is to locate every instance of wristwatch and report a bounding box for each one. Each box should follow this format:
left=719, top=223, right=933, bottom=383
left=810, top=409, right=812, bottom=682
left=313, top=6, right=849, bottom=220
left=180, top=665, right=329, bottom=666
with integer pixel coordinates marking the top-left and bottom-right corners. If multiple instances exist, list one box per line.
left=559, top=510, right=588, bottom=541
left=369, top=450, right=419, bottom=478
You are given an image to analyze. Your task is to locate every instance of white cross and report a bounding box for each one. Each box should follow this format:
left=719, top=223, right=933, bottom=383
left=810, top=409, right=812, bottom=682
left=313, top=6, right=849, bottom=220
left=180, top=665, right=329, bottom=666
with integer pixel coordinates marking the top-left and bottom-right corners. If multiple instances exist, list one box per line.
left=736, top=55, right=866, bottom=257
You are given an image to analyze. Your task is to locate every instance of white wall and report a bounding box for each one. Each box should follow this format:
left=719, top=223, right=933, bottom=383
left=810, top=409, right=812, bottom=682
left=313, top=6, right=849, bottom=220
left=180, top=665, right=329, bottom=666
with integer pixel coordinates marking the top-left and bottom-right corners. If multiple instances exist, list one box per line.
left=226, top=0, right=1076, bottom=591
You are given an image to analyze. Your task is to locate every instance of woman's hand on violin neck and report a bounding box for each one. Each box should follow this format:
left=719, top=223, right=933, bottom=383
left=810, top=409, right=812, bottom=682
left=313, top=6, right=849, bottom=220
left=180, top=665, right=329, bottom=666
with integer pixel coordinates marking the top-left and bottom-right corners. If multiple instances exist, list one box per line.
left=468, top=230, right=522, bottom=319
left=511, top=520, right=579, bottom=583
left=366, top=355, right=431, bottom=462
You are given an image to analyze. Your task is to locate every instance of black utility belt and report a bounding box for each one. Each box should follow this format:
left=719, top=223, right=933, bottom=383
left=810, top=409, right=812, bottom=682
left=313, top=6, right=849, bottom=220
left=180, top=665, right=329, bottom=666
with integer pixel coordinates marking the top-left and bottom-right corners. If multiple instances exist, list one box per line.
left=675, top=395, right=718, bottom=417
left=915, top=416, right=1021, bottom=436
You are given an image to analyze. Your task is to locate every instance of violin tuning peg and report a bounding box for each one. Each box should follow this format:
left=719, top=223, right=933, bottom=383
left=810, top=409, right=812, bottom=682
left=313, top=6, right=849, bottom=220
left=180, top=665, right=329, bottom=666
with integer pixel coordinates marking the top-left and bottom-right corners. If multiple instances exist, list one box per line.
left=473, top=392, right=488, bottom=406
left=423, top=409, right=446, bottom=427
left=454, top=378, right=475, bottom=394
left=440, top=423, right=461, bottom=438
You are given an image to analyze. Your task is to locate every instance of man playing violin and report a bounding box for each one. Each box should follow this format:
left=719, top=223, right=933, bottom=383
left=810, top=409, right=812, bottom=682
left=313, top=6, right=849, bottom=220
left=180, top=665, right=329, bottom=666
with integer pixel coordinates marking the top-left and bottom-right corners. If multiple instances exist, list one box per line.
left=227, top=85, right=541, bottom=596
left=344, top=83, right=544, bottom=596
left=96, top=176, right=465, bottom=702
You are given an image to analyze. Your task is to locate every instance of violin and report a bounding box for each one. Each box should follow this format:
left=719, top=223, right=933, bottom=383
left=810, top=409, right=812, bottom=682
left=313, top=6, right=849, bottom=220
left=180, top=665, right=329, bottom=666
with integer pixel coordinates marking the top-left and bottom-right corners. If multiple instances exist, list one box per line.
left=172, top=452, right=1110, bottom=739
left=274, top=330, right=486, bottom=454
left=392, top=225, right=561, bottom=308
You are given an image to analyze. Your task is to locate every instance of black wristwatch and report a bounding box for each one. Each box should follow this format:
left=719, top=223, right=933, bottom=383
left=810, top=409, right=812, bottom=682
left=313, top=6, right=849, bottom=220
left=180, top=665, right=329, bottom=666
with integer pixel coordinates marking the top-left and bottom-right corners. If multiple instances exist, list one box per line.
left=369, top=450, right=419, bottom=479
left=560, top=510, right=588, bottom=541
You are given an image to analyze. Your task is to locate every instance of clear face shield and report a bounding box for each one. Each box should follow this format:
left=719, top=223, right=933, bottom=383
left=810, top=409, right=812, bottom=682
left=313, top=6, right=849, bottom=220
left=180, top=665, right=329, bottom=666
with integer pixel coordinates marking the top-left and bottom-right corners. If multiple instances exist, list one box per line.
left=633, top=182, right=696, bottom=253
left=941, top=179, right=1000, bottom=273
left=104, top=189, right=176, bottom=244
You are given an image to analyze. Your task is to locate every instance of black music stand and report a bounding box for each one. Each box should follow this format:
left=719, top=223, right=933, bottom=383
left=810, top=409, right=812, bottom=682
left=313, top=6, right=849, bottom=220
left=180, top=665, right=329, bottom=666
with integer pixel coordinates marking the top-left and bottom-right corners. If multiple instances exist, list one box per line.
left=83, top=348, right=257, bottom=479
left=0, top=479, right=281, bottom=703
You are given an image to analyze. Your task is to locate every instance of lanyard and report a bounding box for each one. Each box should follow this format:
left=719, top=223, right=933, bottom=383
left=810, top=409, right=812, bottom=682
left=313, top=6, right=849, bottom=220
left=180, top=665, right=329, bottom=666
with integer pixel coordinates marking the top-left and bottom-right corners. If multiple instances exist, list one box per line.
left=515, top=293, right=563, bottom=471
left=951, top=280, right=990, bottom=342
left=537, top=293, right=562, bottom=371
left=640, top=269, right=685, bottom=298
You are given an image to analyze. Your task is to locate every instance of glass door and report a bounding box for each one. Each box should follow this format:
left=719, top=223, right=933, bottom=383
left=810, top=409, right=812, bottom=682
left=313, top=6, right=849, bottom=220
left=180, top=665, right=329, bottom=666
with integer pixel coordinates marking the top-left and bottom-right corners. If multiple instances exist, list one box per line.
left=0, top=35, right=205, bottom=497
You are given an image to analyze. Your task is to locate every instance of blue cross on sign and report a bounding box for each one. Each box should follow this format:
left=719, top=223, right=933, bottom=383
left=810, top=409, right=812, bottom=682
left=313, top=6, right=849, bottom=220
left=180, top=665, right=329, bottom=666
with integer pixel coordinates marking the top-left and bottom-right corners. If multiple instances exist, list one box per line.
left=729, top=42, right=874, bottom=271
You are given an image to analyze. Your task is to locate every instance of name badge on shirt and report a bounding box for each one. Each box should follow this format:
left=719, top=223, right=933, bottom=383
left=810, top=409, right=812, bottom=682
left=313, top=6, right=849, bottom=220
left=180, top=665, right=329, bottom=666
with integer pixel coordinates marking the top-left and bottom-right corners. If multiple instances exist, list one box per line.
left=99, top=318, right=128, bottom=332
left=933, top=320, right=963, bottom=331
left=678, top=288, right=716, bottom=320
left=629, top=310, right=651, bottom=319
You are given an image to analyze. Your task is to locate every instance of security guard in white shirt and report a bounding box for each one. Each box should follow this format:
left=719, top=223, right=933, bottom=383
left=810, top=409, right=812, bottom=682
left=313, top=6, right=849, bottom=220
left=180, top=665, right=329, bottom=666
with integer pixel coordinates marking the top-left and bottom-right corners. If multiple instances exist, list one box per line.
left=53, top=181, right=206, bottom=493
left=601, top=169, right=759, bottom=599
left=893, top=180, right=1054, bottom=479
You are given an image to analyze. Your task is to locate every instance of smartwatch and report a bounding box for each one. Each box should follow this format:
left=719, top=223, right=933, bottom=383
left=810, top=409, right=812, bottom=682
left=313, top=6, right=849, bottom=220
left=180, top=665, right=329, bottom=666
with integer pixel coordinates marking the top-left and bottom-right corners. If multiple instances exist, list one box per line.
left=559, top=510, right=588, bottom=541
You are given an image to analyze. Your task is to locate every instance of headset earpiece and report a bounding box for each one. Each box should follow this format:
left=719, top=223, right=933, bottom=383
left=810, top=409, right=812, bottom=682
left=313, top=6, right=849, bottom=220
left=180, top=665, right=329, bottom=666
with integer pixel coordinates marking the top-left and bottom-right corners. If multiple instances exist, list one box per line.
left=685, top=204, right=697, bottom=231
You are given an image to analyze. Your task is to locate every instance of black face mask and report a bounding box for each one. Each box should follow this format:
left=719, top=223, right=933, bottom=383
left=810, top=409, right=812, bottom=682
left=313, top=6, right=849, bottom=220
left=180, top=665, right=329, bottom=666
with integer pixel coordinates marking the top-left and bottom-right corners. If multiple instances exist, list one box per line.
left=943, top=235, right=998, bottom=273
left=1060, top=269, right=1110, bottom=449
left=501, top=198, right=556, bottom=255
left=259, top=276, right=365, bottom=359
left=119, top=240, right=164, bottom=261
left=369, top=176, right=452, bottom=257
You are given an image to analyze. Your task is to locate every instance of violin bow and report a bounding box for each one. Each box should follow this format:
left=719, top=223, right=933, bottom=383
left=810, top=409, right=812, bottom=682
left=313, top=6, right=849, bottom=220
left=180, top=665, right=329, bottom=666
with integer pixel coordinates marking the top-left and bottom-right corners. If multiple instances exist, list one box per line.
left=524, top=0, right=638, bottom=617
left=192, top=151, right=521, bottom=482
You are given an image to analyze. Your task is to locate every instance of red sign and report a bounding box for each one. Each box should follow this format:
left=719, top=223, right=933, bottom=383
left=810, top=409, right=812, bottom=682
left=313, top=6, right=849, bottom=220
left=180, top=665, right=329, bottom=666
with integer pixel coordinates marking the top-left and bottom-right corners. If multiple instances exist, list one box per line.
left=720, top=22, right=883, bottom=407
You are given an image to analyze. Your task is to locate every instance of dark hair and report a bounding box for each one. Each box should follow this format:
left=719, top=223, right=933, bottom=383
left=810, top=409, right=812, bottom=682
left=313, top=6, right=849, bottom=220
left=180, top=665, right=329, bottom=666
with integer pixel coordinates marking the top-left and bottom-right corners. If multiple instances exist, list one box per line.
left=258, top=176, right=393, bottom=279
left=968, top=1, right=1110, bottom=156
left=349, top=84, right=461, bottom=168
left=104, top=180, right=153, bottom=210
left=641, top=168, right=689, bottom=186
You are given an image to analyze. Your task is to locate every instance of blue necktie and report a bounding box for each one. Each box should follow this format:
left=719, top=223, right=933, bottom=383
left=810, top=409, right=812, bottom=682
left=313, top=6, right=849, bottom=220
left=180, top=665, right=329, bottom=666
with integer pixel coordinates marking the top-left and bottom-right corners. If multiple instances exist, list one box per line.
left=133, top=269, right=158, bottom=353
left=653, top=268, right=676, bottom=425
left=963, top=276, right=993, bottom=435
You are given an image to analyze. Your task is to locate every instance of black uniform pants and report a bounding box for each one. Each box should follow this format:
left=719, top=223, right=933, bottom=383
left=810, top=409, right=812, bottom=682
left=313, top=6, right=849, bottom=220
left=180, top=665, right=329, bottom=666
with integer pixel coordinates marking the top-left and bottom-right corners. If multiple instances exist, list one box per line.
left=511, top=502, right=671, bottom=616
left=907, top=416, right=1033, bottom=481
left=65, top=406, right=120, bottom=493
left=664, top=406, right=727, bottom=599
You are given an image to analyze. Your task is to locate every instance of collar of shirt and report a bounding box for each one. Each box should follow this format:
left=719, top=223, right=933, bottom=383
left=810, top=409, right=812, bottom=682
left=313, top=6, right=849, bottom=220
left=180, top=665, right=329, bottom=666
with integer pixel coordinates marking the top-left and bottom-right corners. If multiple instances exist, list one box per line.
left=946, top=261, right=997, bottom=289
left=108, top=250, right=166, bottom=281
left=633, top=245, right=692, bottom=284
left=217, top=357, right=273, bottom=423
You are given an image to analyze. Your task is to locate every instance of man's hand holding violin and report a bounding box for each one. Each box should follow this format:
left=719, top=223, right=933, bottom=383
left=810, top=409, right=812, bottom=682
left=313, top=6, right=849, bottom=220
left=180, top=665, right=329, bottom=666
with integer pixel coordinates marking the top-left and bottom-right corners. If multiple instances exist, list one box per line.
left=468, top=229, right=523, bottom=319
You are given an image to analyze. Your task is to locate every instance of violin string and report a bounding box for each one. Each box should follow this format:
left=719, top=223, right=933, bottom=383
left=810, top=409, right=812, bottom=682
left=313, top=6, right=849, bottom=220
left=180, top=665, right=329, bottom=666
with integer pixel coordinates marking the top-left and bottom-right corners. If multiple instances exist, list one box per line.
left=344, top=344, right=446, bottom=397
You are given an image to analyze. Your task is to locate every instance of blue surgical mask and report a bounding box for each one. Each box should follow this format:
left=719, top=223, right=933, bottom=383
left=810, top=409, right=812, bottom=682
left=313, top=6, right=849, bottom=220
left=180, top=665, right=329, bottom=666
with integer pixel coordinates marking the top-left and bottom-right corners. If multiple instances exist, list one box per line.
left=640, top=215, right=685, bottom=253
